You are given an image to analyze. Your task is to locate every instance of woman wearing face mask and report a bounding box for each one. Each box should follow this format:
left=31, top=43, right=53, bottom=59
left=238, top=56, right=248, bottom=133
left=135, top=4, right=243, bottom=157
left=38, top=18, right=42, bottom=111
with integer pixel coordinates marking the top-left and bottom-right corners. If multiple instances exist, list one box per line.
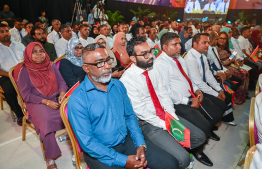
left=59, top=38, right=86, bottom=88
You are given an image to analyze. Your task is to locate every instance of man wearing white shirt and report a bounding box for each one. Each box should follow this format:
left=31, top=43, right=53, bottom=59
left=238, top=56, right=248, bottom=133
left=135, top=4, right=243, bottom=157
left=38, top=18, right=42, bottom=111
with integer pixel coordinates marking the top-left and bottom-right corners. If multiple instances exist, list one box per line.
left=100, top=24, right=113, bottom=48
left=113, top=23, right=132, bottom=43
left=55, top=24, right=72, bottom=57
left=9, top=18, right=27, bottom=43
left=185, top=33, right=236, bottom=124
left=168, top=21, right=179, bottom=34
left=216, top=0, right=229, bottom=14
left=72, top=22, right=80, bottom=39
left=185, top=38, right=193, bottom=52
left=0, top=24, right=25, bottom=126
left=47, top=19, right=61, bottom=44
left=135, top=27, right=147, bottom=39
left=78, top=24, right=95, bottom=47
left=203, top=0, right=216, bottom=11
left=192, top=21, right=201, bottom=35
left=185, top=0, right=201, bottom=13
left=120, top=36, right=206, bottom=168
left=146, top=28, right=160, bottom=48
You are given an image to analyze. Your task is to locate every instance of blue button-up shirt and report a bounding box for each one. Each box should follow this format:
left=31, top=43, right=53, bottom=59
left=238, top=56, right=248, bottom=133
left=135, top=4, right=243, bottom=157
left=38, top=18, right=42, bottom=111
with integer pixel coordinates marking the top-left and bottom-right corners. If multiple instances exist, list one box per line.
left=88, top=13, right=94, bottom=25
left=68, top=75, right=146, bottom=167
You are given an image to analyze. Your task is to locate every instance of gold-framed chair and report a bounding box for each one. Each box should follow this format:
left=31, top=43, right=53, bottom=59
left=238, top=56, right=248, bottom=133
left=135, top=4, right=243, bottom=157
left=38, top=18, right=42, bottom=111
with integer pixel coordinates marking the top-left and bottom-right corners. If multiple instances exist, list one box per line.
left=244, top=145, right=257, bottom=169
left=60, top=97, right=85, bottom=169
left=181, top=52, right=187, bottom=58
left=0, top=86, right=16, bottom=122
left=9, top=64, right=46, bottom=160
left=53, top=54, right=66, bottom=64
left=238, top=97, right=256, bottom=166
left=255, top=81, right=260, bottom=97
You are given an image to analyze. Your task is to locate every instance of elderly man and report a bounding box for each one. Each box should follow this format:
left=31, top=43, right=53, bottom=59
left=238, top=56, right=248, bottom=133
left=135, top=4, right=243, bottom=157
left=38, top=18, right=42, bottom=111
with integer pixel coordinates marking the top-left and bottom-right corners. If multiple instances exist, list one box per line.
left=120, top=36, right=207, bottom=168
left=54, top=24, right=72, bottom=57
left=68, top=43, right=179, bottom=169
left=100, top=24, right=113, bottom=48
left=47, top=19, right=61, bottom=44
left=169, top=21, right=178, bottom=34
left=9, top=18, right=27, bottom=42
left=79, top=24, right=95, bottom=47
left=0, top=24, right=25, bottom=126
left=146, top=28, right=160, bottom=48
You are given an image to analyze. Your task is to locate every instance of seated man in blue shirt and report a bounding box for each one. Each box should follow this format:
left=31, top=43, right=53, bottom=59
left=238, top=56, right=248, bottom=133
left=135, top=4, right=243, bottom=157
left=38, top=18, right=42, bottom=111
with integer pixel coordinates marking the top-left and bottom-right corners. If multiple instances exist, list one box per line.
left=68, top=43, right=179, bottom=169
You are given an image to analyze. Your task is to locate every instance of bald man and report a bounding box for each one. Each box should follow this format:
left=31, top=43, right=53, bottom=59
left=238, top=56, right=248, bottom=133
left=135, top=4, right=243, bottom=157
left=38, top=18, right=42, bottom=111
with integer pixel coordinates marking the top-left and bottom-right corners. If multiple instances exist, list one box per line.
left=0, top=5, right=15, bottom=27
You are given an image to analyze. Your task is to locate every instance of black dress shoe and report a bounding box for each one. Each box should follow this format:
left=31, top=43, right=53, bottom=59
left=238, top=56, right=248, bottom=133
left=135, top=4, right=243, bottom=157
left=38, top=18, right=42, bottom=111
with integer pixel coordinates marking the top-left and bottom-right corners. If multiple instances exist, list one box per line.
left=212, top=126, right=218, bottom=131
left=17, top=117, right=23, bottom=126
left=209, top=131, right=220, bottom=141
left=193, top=152, right=213, bottom=166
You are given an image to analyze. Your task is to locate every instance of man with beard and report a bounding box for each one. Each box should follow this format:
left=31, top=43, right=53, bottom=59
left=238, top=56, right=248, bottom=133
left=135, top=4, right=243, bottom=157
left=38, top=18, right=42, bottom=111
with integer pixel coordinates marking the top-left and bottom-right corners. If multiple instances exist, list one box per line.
left=67, top=43, right=179, bottom=169
left=120, top=36, right=206, bottom=168
left=31, top=27, right=57, bottom=61
left=79, top=24, right=95, bottom=47
left=0, top=24, right=25, bottom=126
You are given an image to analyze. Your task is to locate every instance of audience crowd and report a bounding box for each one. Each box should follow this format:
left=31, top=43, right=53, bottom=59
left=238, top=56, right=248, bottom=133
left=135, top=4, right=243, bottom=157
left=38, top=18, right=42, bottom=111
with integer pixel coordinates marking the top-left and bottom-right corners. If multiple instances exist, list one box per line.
left=1, top=4, right=262, bottom=169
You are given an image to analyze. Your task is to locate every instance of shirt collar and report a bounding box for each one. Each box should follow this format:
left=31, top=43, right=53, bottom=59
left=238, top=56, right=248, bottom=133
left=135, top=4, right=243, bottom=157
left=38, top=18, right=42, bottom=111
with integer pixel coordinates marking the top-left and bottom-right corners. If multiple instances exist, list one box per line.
left=191, top=48, right=202, bottom=58
left=161, top=51, right=175, bottom=61
left=131, top=63, right=149, bottom=75
left=83, top=75, right=114, bottom=93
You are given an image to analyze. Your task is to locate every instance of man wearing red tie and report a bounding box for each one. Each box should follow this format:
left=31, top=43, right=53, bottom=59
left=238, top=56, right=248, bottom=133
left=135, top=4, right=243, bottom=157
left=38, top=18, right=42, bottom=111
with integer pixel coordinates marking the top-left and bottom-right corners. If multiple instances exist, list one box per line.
left=120, top=36, right=207, bottom=168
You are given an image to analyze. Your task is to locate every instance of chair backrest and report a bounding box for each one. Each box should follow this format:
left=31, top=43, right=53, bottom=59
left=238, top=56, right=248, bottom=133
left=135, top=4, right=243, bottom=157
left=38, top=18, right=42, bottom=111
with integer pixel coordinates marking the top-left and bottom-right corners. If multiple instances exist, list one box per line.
left=182, top=52, right=187, bottom=58
left=60, top=97, right=84, bottom=169
left=53, top=54, right=66, bottom=68
left=249, top=97, right=256, bottom=147
left=255, top=81, right=260, bottom=97
left=9, top=64, right=28, bottom=116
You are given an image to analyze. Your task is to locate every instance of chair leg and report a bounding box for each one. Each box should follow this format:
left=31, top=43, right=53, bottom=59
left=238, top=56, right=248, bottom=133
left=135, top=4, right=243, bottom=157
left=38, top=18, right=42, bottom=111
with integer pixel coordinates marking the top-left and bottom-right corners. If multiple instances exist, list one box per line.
left=10, top=109, right=16, bottom=122
left=0, top=95, right=3, bottom=110
left=40, top=141, right=46, bottom=161
left=22, top=116, right=27, bottom=141
left=238, top=158, right=245, bottom=166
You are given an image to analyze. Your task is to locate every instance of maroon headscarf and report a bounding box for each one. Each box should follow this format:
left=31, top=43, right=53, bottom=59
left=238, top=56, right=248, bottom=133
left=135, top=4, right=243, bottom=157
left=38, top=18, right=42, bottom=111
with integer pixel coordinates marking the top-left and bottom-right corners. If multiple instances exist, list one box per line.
left=14, top=42, right=59, bottom=97
left=251, top=29, right=262, bottom=48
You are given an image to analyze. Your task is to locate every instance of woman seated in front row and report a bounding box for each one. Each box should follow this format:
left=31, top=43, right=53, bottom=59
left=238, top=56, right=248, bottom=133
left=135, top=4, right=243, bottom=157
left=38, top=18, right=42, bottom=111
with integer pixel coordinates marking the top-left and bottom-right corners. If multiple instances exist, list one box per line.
left=95, top=34, right=125, bottom=78
left=59, top=38, right=85, bottom=88
left=14, top=42, right=68, bottom=169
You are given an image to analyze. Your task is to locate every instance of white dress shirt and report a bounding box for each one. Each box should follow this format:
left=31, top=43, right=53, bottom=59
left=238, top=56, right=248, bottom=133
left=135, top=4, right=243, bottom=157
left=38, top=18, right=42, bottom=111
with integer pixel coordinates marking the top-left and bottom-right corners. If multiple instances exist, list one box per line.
left=120, top=64, right=178, bottom=130
left=184, top=48, right=222, bottom=97
left=154, top=52, right=199, bottom=105
left=185, top=1, right=201, bottom=13
left=0, top=41, right=25, bottom=77
left=79, top=37, right=95, bottom=47
left=207, top=46, right=228, bottom=71
left=107, top=36, right=114, bottom=49
left=168, top=28, right=178, bottom=34
left=203, top=3, right=216, bottom=11
left=9, top=27, right=27, bottom=43
left=185, top=38, right=193, bottom=52
left=47, top=30, right=61, bottom=44
left=54, top=37, right=69, bottom=57
left=216, top=1, right=229, bottom=13
left=231, top=37, right=247, bottom=60
left=72, top=31, right=79, bottom=39
left=146, top=38, right=160, bottom=48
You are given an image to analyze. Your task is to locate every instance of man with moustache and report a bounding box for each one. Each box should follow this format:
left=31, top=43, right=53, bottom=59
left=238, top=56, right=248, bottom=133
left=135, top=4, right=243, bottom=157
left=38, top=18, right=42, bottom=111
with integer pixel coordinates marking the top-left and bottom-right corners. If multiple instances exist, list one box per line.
left=79, top=24, right=95, bottom=47
left=120, top=36, right=206, bottom=168
left=55, top=24, right=72, bottom=57
left=0, top=24, right=25, bottom=126
left=68, top=43, right=179, bottom=169
left=9, top=18, right=27, bottom=43
left=31, top=27, right=57, bottom=61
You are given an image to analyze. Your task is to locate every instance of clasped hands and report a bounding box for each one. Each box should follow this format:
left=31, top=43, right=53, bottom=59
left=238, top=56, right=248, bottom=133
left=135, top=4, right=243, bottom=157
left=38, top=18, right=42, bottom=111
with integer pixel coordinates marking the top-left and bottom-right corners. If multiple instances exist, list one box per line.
left=125, top=146, right=147, bottom=169
left=41, top=92, right=66, bottom=110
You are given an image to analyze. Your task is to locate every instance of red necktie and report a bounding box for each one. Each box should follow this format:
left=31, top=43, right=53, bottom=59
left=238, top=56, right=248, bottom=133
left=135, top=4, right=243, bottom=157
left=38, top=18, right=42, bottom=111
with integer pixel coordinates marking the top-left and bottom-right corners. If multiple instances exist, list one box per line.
left=173, top=58, right=194, bottom=94
left=143, top=70, right=165, bottom=120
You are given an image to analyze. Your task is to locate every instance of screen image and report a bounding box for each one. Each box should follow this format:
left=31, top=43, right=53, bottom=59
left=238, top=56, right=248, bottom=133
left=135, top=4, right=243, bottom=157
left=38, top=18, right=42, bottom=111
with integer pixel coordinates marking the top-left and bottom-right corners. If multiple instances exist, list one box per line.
left=229, top=0, right=262, bottom=9
left=113, top=0, right=171, bottom=7
left=184, top=0, right=231, bottom=14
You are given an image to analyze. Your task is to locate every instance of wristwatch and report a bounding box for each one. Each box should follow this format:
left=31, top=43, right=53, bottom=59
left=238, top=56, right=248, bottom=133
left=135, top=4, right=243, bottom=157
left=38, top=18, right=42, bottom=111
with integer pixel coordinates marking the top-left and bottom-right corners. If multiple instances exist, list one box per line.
left=138, top=145, right=147, bottom=151
left=187, top=98, right=193, bottom=106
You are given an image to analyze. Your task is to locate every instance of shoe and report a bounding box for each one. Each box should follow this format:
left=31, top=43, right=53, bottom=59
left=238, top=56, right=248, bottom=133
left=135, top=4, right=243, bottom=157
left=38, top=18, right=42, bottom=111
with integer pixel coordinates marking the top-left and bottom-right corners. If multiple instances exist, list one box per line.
left=193, top=152, right=213, bottom=166
left=17, top=117, right=23, bottom=126
left=212, top=126, right=218, bottom=131
left=209, top=131, right=220, bottom=141
left=226, top=121, right=237, bottom=126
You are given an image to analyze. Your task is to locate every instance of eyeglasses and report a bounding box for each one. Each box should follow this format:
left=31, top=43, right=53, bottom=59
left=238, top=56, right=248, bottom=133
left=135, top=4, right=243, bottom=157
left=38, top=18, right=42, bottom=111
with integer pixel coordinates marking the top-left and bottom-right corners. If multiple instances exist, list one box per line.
left=84, top=57, right=114, bottom=68
left=219, top=37, right=227, bottom=40
left=26, top=26, right=33, bottom=29
left=134, top=48, right=155, bottom=59
left=75, top=47, right=83, bottom=50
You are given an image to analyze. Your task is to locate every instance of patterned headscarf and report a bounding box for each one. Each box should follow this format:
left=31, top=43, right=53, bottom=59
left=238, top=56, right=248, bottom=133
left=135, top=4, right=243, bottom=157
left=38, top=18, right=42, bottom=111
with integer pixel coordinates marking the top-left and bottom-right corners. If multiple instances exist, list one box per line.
left=64, top=38, right=83, bottom=67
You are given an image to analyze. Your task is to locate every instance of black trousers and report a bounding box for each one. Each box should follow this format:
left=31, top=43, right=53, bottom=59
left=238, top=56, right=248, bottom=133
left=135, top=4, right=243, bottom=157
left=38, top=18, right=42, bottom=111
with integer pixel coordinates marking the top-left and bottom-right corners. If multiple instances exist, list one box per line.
left=174, top=96, right=224, bottom=137
left=83, top=133, right=179, bottom=169
left=0, top=77, right=23, bottom=118
left=245, top=62, right=259, bottom=88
